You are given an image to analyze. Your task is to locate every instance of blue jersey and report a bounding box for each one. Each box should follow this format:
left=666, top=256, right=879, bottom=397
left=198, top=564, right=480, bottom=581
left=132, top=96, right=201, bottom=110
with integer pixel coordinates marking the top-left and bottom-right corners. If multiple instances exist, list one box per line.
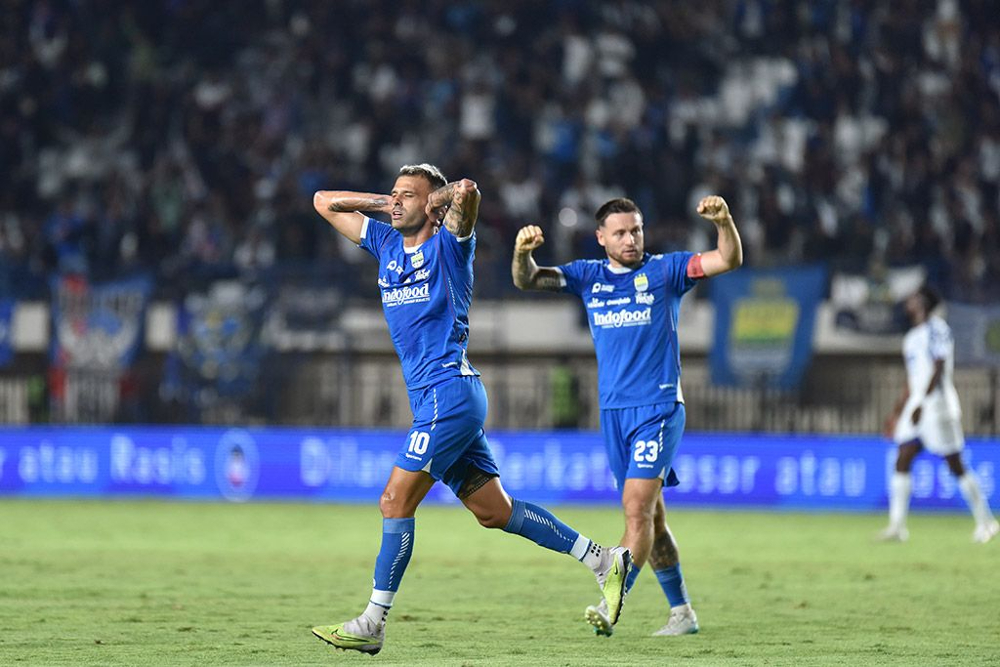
left=558, top=252, right=696, bottom=409
left=359, top=217, right=479, bottom=391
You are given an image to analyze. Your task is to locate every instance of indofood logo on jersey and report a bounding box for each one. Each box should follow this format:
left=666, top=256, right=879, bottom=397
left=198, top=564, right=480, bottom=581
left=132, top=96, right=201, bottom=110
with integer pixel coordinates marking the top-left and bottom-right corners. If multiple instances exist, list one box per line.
left=593, top=307, right=652, bottom=328
left=382, top=283, right=431, bottom=306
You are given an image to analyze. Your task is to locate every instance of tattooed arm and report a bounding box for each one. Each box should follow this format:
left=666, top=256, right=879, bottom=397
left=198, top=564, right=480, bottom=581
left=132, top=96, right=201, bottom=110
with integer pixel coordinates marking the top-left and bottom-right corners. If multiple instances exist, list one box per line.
left=511, top=225, right=565, bottom=292
left=312, top=190, right=393, bottom=244
left=426, top=178, right=481, bottom=239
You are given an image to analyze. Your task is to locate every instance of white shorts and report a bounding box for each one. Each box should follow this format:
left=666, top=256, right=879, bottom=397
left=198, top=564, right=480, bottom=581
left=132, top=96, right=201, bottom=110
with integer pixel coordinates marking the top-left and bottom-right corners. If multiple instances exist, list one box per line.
left=894, top=404, right=964, bottom=456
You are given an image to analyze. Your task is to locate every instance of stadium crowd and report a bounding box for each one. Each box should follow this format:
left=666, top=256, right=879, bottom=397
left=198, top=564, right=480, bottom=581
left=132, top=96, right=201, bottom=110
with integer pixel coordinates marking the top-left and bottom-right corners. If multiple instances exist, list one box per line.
left=1, top=0, right=999, bottom=300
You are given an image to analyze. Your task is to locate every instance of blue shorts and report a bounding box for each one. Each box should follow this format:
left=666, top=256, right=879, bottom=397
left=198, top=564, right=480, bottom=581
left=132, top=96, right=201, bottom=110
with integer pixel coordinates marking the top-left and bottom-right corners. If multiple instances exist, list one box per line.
left=395, top=376, right=500, bottom=496
left=600, top=402, right=685, bottom=492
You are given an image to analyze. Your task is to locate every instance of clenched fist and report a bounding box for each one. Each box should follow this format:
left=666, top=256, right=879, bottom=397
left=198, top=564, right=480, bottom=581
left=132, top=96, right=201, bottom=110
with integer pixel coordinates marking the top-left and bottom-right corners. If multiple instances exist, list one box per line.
left=697, top=196, right=732, bottom=225
left=515, top=225, right=546, bottom=253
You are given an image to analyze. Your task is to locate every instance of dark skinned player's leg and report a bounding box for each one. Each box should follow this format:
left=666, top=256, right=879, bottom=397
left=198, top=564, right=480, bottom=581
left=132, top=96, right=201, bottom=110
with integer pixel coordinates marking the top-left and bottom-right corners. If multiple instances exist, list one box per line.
left=946, top=452, right=1000, bottom=542
left=880, top=440, right=921, bottom=541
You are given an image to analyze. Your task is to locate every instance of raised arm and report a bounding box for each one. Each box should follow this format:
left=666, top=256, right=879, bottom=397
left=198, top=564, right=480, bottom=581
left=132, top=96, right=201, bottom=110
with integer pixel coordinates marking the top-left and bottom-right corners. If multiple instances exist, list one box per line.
left=312, top=190, right=393, bottom=244
left=511, top=225, right=565, bottom=292
left=694, top=195, right=743, bottom=278
left=426, top=178, right=481, bottom=239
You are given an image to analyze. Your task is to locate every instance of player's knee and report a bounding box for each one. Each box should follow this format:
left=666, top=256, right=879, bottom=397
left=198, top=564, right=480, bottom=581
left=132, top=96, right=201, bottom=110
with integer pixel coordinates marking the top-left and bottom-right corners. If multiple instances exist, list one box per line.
left=469, top=498, right=511, bottom=529
left=474, top=509, right=508, bottom=530
left=622, top=497, right=656, bottom=527
left=379, top=490, right=409, bottom=518
left=946, top=456, right=965, bottom=477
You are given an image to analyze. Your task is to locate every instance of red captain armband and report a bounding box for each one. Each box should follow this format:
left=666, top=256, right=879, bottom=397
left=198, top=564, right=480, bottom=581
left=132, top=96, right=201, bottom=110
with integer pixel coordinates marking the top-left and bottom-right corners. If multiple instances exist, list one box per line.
left=686, top=254, right=706, bottom=279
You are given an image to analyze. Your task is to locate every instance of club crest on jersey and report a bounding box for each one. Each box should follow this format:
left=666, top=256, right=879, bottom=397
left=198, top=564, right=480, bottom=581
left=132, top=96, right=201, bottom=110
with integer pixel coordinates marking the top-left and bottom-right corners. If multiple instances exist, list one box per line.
left=410, top=251, right=425, bottom=269
left=634, top=274, right=649, bottom=292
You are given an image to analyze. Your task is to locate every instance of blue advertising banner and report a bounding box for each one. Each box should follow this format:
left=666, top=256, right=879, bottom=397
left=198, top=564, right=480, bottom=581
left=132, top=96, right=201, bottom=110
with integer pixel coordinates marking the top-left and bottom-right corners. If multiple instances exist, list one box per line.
left=0, top=427, right=995, bottom=512
left=710, top=265, right=826, bottom=389
left=0, top=299, right=13, bottom=366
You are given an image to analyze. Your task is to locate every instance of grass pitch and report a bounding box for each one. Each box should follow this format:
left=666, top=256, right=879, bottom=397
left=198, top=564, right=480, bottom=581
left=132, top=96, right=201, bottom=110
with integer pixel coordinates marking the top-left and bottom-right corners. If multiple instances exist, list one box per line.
left=0, top=500, right=997, bottom=666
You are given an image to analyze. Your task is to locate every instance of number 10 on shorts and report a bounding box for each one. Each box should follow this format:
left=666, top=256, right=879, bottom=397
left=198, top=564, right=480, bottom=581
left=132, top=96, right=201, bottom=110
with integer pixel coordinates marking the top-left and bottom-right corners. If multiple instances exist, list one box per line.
left=408, top=431, right=430, bottom=455
left=633, top=440, right=658, bottom=462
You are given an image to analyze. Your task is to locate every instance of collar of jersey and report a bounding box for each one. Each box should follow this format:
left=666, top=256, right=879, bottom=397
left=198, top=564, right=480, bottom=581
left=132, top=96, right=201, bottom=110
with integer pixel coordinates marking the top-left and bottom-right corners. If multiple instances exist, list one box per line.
left=402, top=242, right=424, bottom=254
left=605, top=253, right=649, bottom=274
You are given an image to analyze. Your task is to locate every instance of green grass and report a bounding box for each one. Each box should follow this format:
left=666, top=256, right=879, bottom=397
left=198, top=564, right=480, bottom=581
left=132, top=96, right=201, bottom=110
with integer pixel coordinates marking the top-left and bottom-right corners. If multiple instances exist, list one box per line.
left=0, top=501, right=997, bottom=666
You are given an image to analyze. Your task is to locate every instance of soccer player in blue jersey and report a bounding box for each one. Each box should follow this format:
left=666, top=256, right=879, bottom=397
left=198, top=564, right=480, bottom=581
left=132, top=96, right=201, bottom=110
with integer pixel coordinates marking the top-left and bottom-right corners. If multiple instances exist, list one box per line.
left=512, top=195, right=742, bottom=637
left=308, top=164, right=632, bottom=654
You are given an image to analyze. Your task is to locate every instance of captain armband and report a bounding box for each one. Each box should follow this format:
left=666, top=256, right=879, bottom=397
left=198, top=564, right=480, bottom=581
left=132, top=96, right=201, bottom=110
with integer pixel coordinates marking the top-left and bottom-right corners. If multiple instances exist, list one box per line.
left=686, top=254, right=705, bottom=279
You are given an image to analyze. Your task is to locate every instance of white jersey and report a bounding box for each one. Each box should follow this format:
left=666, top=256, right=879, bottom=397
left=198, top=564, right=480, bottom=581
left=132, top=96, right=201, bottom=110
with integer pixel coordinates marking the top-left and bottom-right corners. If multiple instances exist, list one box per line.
left=894, top=315, right=964, bottom=454
left=901, top=315, right=961, bottom=419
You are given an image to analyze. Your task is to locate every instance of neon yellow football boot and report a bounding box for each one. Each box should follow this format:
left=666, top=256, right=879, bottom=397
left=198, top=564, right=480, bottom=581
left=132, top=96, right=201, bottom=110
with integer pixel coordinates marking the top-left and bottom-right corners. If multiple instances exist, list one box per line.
left=312, top=616, right=384, bottom=655
left=597, top=546, right=632, bottom=626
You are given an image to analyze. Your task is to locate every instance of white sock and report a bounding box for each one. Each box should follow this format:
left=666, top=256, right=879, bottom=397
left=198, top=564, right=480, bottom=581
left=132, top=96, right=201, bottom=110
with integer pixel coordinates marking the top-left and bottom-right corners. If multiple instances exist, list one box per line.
left=958, top=473, right=994, bottom=527
left=363, top=591, right=393, bottom=626
left=889, top=472, right=912, bottom=530
left=571, top=535, right=605, bottom=571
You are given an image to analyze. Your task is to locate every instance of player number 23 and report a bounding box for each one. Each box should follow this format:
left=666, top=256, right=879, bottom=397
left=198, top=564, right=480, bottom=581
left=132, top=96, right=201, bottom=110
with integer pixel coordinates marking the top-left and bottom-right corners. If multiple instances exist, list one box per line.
left=633, top=440, right=658, bottom=462
left=408, top=431, right=430, bottom=455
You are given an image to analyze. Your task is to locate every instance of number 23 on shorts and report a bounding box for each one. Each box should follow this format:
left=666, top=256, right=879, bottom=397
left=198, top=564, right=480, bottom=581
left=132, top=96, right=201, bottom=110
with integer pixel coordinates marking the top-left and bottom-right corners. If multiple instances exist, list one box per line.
left=633, top=440, right=659, bottom=462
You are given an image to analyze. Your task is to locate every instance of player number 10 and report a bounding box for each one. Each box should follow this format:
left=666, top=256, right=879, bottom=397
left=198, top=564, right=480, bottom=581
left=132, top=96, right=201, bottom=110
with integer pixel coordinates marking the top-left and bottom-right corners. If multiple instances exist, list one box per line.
left=633, top=440, right=658, bottom=462
left=408, top=431, right=430, bottom=455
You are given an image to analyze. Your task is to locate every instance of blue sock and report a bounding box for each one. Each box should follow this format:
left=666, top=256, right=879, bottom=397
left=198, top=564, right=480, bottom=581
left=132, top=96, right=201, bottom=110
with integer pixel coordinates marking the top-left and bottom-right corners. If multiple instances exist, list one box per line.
left=654, top=564, right=689, bottom=608
left=370, top=517, right=415, bottom=607
left=626, top=564, right=642, bottom=593
left=502, top=499, right=580, bottom=554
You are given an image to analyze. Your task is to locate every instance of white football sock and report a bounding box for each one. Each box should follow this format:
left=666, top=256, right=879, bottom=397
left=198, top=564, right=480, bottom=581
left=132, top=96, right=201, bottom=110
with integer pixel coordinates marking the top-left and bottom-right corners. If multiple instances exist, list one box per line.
left=571, top=535, right=605, bottom=572
left=889, top=472, right=912, bottom=530
left=958, top=473, right=994, bottom=527
left=363, top=592, right=392, bottom=626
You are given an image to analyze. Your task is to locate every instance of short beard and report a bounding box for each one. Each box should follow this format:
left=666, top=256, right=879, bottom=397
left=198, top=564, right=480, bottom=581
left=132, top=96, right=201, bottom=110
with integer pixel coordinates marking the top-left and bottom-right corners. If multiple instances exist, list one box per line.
left=609, top=249, right=643, bottom=268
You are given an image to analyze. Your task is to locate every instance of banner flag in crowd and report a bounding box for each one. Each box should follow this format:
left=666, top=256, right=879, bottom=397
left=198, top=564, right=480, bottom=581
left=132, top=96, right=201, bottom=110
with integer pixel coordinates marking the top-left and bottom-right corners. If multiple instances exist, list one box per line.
left=949, top=302, right=1000, bottom=368
left=161, top=281, right=269, bottom=419
left=710, top=265, right=826, bottom=390
left=48, top=275, right=153, bottom=421
left=49, top=275, right=153, bottom=371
